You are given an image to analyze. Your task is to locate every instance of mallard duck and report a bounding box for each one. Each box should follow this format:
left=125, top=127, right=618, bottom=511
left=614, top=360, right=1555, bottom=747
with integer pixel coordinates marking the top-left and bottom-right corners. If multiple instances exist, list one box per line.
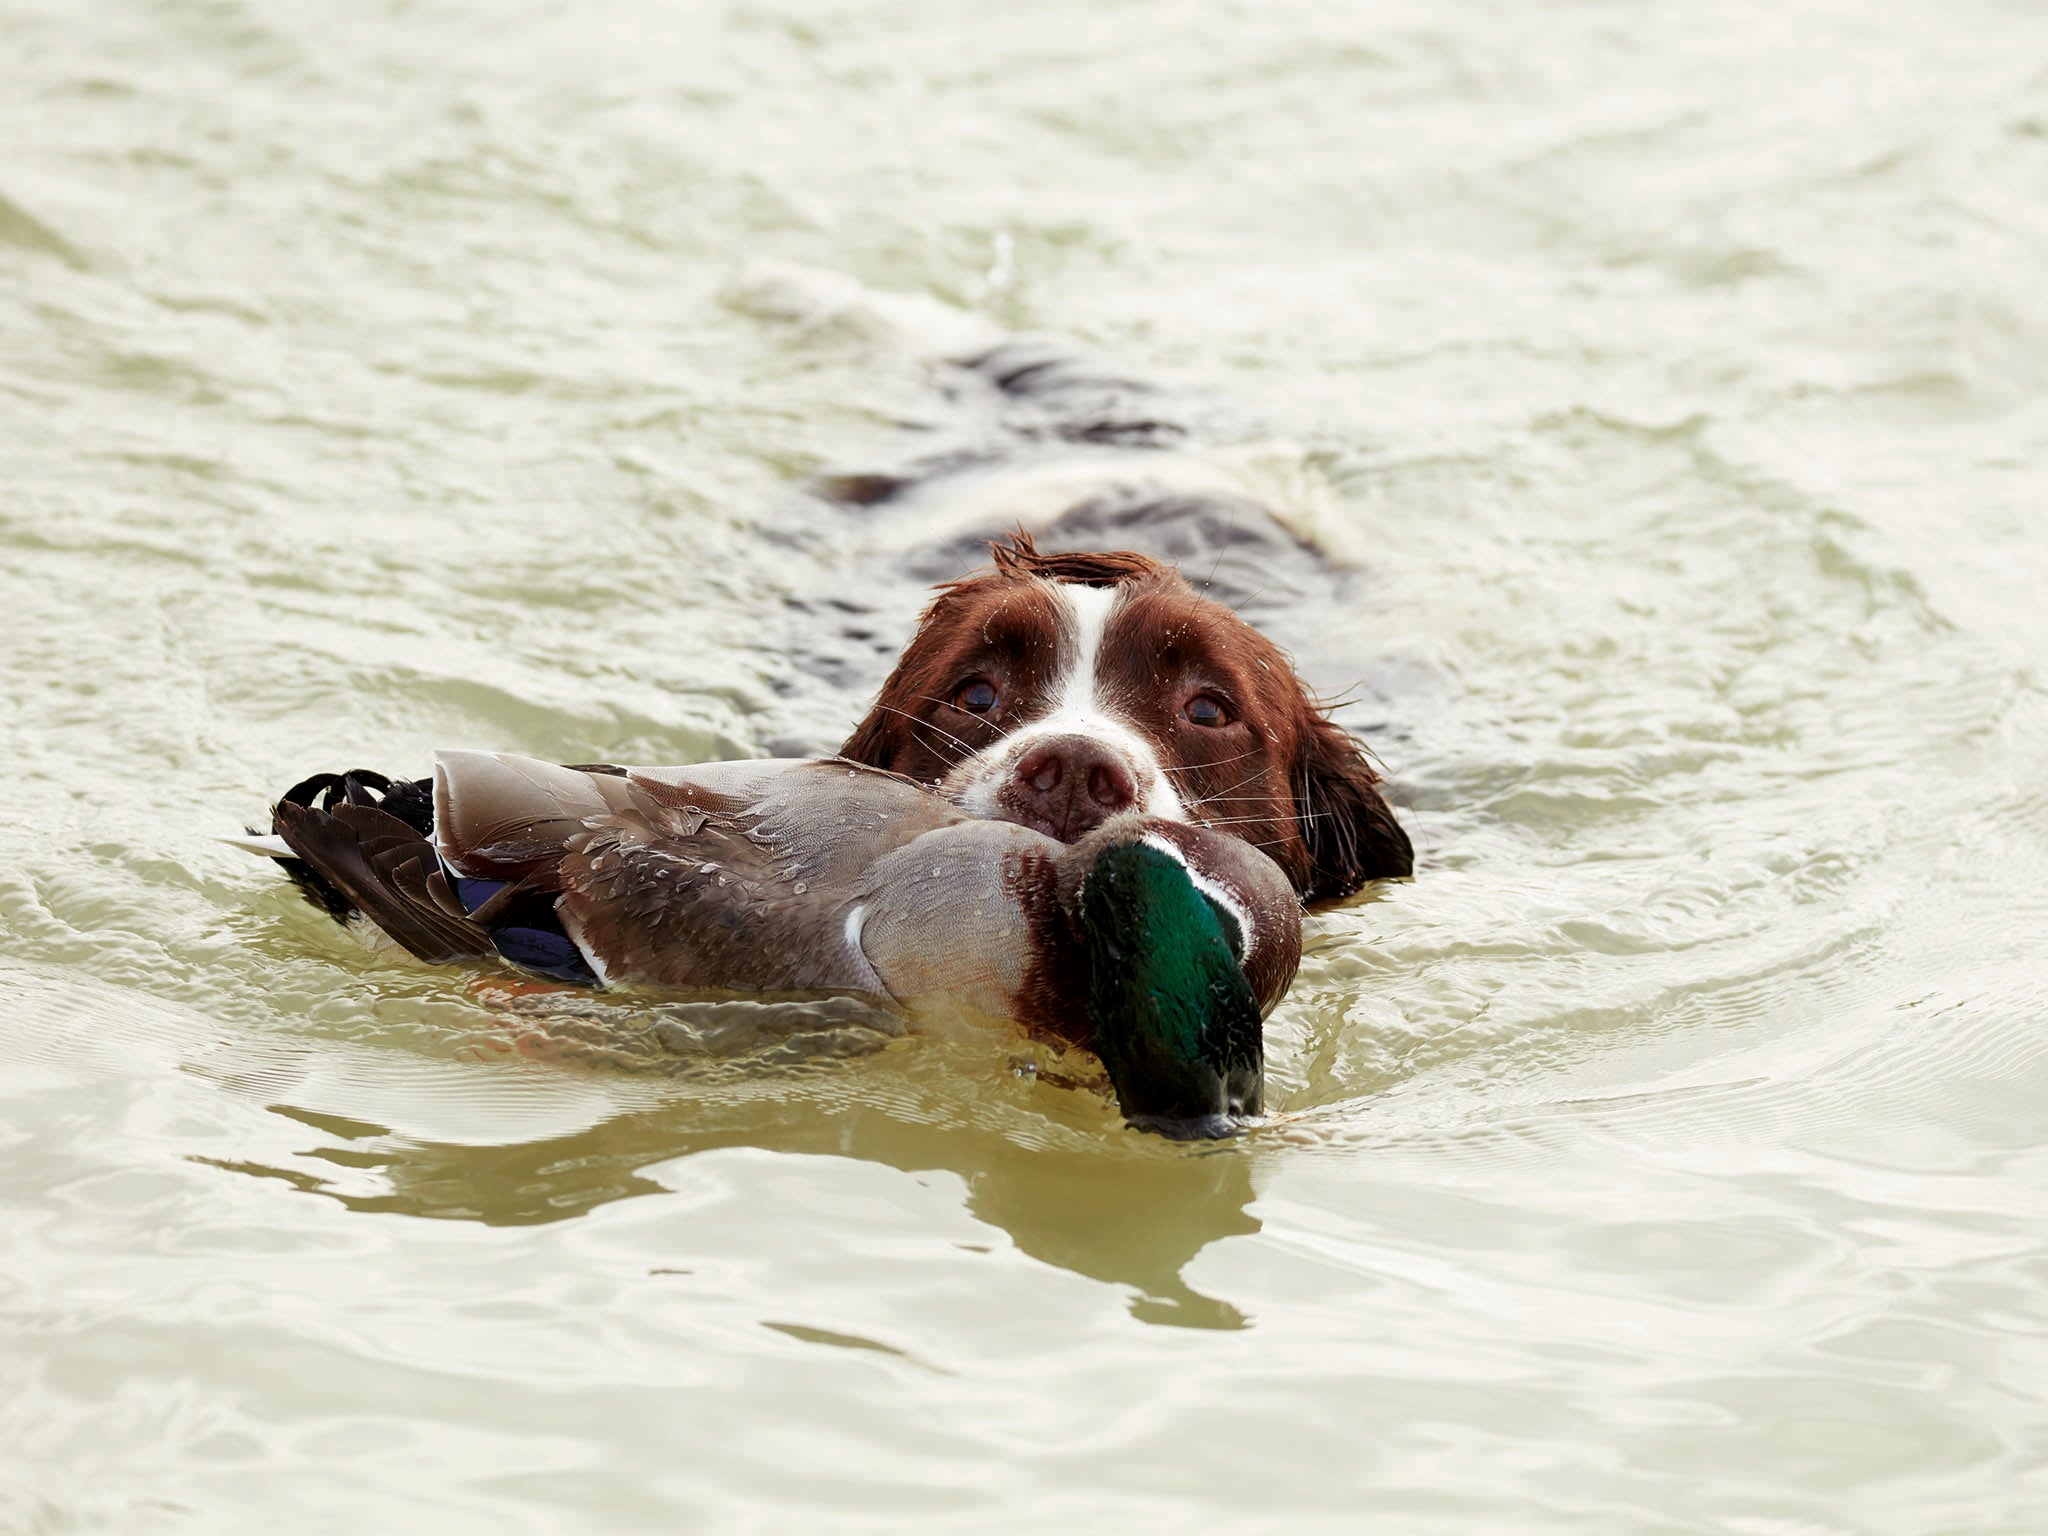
left=233, top=752, right=1302, bottom=1136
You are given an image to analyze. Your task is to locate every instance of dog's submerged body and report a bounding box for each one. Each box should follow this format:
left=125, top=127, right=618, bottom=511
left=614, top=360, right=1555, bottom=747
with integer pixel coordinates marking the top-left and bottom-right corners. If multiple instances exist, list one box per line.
left=791, top=334, right=1415, bottom=906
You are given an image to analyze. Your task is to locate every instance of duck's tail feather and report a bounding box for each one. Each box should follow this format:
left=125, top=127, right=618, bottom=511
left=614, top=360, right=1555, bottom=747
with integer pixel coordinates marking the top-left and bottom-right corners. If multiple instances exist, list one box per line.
left=255, top=765, right=599, bottom=984
left=254, top=769, right=438, bottom=926
left=271, top=796, right=491, bottom=965
left=221, top=831, right=293, bottom=858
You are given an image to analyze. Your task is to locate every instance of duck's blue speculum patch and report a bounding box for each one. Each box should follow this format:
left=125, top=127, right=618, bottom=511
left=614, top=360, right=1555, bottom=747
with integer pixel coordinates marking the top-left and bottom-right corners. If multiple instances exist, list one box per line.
left=452, top=877, right=598, bottom=985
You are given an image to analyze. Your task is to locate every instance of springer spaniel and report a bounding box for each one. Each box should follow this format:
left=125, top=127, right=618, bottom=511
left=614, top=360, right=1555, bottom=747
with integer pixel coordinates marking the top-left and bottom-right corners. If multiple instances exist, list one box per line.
left=718, top=277, right=1416, bottom=905
left=837, top=533, right=1413, bottom=905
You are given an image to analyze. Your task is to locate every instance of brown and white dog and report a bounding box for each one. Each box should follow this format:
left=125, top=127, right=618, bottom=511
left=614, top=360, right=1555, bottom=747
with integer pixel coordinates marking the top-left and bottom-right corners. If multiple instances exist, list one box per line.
left=837, top=533, right=1413, bottom=906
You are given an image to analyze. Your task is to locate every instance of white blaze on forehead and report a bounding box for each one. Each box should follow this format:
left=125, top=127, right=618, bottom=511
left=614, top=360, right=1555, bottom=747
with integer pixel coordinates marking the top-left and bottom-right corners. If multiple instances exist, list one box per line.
left=1054, top=580, right=1120, bottom=715
left=946, top=578, right=1186, bottom=822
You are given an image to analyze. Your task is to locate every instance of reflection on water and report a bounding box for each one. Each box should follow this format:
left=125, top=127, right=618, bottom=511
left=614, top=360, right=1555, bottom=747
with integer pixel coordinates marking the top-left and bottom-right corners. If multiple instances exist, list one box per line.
left=189, top=978, right=1268, bottom=1328
left=212, top=1067, right=1262, bottom=1330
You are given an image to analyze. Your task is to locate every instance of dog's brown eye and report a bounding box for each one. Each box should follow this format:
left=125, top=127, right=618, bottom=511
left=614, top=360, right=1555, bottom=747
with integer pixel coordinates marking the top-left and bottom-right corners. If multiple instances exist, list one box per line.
left=954, top=680, right=999, bottom=714
left=1183, top=693, right=1232, bottom=728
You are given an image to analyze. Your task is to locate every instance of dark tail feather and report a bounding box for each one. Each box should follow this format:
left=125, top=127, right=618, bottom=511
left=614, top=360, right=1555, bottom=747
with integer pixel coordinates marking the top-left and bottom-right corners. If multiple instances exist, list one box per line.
left=272, top=799, right=492, bottom=965
left=268, top=770, right=436, bottom=921
left=265, top=768, right=597, bottom=984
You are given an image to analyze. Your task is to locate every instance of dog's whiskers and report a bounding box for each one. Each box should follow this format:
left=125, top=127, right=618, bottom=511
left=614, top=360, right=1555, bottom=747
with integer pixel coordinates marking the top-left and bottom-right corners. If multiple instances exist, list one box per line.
left=869, top=702, right=976, bottom=760
left=1161, top=749, right=1259, bottom=777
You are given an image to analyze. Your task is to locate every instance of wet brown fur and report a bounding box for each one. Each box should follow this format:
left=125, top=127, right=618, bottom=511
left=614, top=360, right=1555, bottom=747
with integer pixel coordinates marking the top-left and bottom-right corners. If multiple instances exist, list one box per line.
left=841, top=532, right=1412, bottom=904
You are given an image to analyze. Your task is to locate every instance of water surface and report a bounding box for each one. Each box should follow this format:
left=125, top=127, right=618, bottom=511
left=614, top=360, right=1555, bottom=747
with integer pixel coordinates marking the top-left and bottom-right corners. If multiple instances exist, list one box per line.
left=5, top=1, right=2048, bottom=1530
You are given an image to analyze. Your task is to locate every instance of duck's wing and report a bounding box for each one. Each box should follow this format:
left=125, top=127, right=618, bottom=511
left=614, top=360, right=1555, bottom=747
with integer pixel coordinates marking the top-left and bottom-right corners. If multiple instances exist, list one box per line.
left=432, top=751, right=659, bottom=879
left=266, top=751, right=1012, bottom=1000
left=739, top=758, right=967, bottom=889
left=548, top=759, right=950, bottom=994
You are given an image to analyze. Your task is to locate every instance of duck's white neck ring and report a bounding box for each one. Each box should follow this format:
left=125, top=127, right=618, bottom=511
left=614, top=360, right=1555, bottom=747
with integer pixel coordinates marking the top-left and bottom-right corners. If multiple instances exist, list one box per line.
left=1137, top=832, right=1254, bottom=963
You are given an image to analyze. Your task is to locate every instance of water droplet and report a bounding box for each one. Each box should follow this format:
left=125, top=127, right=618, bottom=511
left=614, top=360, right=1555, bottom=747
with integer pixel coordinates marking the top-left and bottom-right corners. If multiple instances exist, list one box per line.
left=793, top=881, right=808, bottom=894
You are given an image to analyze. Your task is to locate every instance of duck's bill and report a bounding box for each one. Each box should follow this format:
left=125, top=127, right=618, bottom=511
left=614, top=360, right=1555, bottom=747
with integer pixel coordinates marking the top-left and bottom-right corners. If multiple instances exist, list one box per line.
left=1111, top=1061, right=1264, bottom=1140
left=1124, top=1107, right=1261, bottom=1141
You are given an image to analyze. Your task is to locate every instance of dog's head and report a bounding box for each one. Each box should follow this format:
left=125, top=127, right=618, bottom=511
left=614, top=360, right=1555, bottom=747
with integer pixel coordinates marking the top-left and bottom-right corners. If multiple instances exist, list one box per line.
left=840, top=535, right=1412, bottom=903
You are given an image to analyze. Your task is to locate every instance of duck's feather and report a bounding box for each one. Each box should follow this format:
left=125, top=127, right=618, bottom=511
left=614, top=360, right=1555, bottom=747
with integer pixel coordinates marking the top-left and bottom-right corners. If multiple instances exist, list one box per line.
left=248, top=750, right=1305, bottom=1134
left=429, top=752, right=1027, bottom=1002
left=221, top=832, right=293, bottom=858
left=271, top=799, right=494, bottom=965
left=256, top=751, right=1295, bottom=1049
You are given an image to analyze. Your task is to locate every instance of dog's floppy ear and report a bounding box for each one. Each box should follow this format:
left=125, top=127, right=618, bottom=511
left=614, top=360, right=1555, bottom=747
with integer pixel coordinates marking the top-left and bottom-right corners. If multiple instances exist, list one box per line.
left=839, top=703, right=899, bottom=770
left=1295, top=718, right=1413, bottom=903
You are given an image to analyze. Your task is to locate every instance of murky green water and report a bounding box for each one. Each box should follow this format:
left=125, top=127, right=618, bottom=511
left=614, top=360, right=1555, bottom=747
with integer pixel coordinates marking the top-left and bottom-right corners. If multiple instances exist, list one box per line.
left=7, top=1, right=2048, bottom=1530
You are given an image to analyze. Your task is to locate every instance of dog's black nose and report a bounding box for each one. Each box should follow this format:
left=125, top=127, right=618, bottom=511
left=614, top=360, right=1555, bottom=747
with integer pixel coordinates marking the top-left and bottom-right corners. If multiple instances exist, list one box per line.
left=1006, top=735, right=1137, bottom=840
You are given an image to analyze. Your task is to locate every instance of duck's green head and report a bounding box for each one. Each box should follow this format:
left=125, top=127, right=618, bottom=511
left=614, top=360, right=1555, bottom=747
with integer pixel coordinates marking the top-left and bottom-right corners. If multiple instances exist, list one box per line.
left=1075, top=835, right=1271, bottom=1139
